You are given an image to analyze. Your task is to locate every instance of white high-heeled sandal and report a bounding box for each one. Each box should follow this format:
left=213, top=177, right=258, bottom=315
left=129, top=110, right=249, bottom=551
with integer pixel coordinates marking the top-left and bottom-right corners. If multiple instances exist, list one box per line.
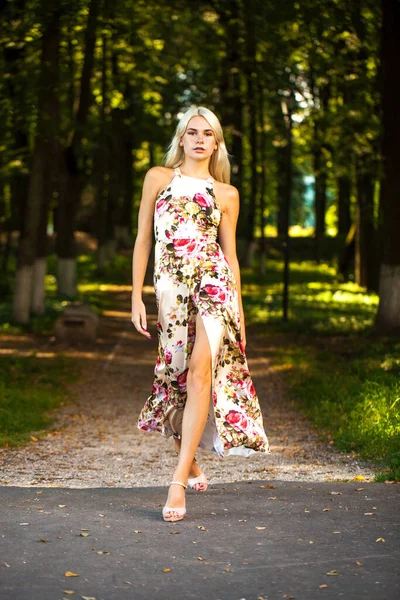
left=162, top=481, right=187, bottom=522
left=174, top=451, right=208, bottom=492
left=188, top=471, right=208, bottom=492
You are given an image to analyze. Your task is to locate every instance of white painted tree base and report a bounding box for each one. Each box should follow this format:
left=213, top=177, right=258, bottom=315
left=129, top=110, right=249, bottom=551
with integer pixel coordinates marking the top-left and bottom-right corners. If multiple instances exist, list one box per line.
left=57, top=258, right=77, bottom=298
left=376, top=263, right=400, bottom=333
left=13, top=265, right=33, bottom=324
left=32, top=258, right=47, bottom=315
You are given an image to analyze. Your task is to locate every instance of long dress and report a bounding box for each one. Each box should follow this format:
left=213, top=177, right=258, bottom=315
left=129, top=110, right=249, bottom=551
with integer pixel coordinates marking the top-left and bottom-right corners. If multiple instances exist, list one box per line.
left=137, top=166, right=270, bottom=458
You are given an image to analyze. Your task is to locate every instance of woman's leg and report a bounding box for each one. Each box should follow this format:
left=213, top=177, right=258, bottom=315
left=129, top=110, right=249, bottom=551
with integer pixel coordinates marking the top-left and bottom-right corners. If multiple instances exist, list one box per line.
left=173, top=437, right=202, bottom=478
left=164, top=312, right=211, bottom=511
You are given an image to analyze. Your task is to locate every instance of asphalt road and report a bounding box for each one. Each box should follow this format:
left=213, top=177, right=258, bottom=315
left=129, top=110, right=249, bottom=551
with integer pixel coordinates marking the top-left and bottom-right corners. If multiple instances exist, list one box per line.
left=1, top=481, right=399, bottom=600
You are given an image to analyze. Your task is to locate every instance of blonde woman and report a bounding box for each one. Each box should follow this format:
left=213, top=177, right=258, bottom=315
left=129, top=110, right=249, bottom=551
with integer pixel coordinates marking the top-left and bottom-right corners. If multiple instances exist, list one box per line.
left=132, top=106, right=270, bottom=522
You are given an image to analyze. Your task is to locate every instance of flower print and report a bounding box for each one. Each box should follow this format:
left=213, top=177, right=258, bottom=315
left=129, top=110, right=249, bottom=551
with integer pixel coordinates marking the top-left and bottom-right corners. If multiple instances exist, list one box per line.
left=173, top=340, right=185, bottom=352
left=165, top=349, right=172, bottom=364
left=193, top=192, right=213, bottom=208
left=235, top=375, right=256, bottom=399
left=213, top=390, right=217, bottom=407
left=225, top=409, right=250, bottom=433
left=177, top=368, right=188, bottom=392
left=173, top=239, right=198, bottom=257
left=152, top=380, right=168, bottom=402
left=202, top=284, right=227, bottom=304
left=156, top=197, right=169, bottom=215
left=186, top=201, right=201, bottom=216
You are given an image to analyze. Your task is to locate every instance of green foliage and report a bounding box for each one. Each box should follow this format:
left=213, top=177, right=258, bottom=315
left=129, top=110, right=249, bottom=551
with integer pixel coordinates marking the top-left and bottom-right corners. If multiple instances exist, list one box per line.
left=0, top=354, right=80, bottom=447
left=274, top=340, right=400, bottom=482
left=242, top=258, right=377, bottom=335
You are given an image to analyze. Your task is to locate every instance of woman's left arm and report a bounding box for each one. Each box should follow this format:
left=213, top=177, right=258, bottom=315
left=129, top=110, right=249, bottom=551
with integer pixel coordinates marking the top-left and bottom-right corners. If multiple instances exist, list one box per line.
left=217, top=185, right=247, bottom=351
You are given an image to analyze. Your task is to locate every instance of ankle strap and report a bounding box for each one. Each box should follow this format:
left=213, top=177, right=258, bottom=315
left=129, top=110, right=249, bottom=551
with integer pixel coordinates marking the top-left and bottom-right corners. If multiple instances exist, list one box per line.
left=170, top=480, right=187, bottom=489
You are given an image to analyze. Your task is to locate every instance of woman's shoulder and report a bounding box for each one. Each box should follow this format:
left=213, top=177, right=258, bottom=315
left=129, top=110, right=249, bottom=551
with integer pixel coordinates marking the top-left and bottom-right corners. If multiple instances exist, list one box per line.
left=214, top=181, right=239, bottom=211
left=145, top=165, right=175, bottom=183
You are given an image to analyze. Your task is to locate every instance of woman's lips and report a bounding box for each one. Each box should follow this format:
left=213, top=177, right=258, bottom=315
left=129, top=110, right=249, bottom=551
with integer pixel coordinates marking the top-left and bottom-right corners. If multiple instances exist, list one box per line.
left=194, top=148, right=205, bottom=152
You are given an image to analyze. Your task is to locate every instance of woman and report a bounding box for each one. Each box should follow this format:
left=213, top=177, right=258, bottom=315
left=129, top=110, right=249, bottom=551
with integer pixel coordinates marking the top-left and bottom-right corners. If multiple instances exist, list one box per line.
left=131, top=106, right=270, bottom=522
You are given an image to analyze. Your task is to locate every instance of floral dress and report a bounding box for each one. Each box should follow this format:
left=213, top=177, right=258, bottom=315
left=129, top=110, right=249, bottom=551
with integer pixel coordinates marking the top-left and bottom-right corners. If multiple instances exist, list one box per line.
left=137, top=167, right=270, bottom=458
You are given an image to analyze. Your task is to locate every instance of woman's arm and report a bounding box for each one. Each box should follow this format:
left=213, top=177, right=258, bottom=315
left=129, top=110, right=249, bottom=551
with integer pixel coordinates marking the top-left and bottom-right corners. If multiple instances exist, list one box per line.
left=217, top=184, right=247, bottom=350
left=131, top=167, right=167, bottom=339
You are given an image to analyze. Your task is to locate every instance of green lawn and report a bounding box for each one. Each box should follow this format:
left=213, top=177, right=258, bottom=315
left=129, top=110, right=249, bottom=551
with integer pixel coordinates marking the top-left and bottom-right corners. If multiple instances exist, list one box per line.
left=0, top=354, right=80, bottom=447
left=241, top=259, right=400, bottom=482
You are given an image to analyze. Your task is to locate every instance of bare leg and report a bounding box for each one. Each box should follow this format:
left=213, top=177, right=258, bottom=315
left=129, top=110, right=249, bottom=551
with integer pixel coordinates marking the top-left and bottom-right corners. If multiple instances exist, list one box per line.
left=173, top=437, right=202, bottom=479
left=164, top=312, right=211, bottom=513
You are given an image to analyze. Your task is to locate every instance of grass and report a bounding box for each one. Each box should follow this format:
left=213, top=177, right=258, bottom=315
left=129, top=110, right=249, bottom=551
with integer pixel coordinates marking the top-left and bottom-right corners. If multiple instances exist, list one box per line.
left=0, top=354, right=80, bottom=447
left=241, top=259, right=400, bottom=482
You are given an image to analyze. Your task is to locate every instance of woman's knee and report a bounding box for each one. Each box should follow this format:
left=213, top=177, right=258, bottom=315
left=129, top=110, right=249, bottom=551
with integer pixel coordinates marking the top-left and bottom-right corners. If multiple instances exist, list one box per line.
left=187, top=363, right=211, bottom=393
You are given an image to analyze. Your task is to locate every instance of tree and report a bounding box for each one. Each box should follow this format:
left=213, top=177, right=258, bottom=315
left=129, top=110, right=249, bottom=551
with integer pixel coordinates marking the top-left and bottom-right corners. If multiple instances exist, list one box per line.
left=375, top=0, right=400, bottom=334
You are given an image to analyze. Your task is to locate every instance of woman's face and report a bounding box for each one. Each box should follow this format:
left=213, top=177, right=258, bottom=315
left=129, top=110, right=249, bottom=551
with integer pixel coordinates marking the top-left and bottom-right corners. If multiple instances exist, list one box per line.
left=180, top=116, right=217, bottom=161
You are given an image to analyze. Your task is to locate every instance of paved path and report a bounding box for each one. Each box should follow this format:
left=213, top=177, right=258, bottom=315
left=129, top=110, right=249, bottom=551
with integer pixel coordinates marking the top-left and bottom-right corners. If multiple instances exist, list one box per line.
left=1, top=481, right=399, bottom=600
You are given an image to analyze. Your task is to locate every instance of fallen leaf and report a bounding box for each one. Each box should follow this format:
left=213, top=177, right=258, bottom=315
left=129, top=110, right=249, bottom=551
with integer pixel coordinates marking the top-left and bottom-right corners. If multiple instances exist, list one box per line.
left=39, top=538, right=49, bottom=543
left=36, top=491, right=43, bottom=495
left=329, top=492, right=342, bottom=496
left=197, top=556, right=204, bottom=561
left=356, top=561, right=363, bottom=566
left=304, top=509, right=310, bottom=513
left=256, top=526, right=266, bottom=530
left=4, top=562, right=10, bottom=567
left=30, top=436, right=38, bottom=442
left=64, top=572, right=79, bottom=577
left=80, top=533, right=89, bottom=537
left=197, top=525, right=207, bottom=531
left=82, top=597, right=96, bottom=600
left=376, top=537, right=385, bottom=543
left=364, top=512, right=376, bottom=516
left=80, top=528, right=89, bottom=531
left=326, top=570, right=339, bottom=576
left=332, top=531, right=341, bottom=534
left=58, top=505, right=66, bottom=508
left=224, top=567, right=231, bottom=572
left=354, top=475, right=365, bottom=481
left=96, top=551, right=111, bottom=555
left=169, top=531, right=180, bottom=535
left=62, top=591, right=75, bottom=595
left=319, top=584, right=328, bottom=588
left=322, top=508, right=330, bottom=512
left=162, top=568, right=171, bottom=573
left=267, top=496, right=277, bottom=500
left=134, top=530, right=142, bottom=534
left=239, top=519, right=247, bottom=522
left=99, top=514, right=105, bottom=518
left=259, top=484, right=276, bottom=489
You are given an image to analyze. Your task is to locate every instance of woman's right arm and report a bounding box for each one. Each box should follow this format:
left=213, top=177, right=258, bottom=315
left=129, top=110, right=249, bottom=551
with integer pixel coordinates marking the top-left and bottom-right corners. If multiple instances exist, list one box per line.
left=131, top=167, right=165, bottom=339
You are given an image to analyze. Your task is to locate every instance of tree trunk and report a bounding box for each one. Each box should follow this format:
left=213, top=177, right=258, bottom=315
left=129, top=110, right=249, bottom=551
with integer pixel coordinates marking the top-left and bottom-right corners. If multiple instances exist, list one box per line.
left=56, top=0, right=99, bottom=297
left=13, top=4, right=61, bottom=323
left=355, top=163, right=376, bottom=290
left=375, top=0, right=400, bottom=334
left=337, top=174, right=352, bottom=236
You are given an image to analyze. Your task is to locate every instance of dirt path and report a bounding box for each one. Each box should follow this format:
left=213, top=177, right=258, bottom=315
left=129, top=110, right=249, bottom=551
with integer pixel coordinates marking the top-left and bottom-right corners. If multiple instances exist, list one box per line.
left=0, top=287, right=377, bottom=487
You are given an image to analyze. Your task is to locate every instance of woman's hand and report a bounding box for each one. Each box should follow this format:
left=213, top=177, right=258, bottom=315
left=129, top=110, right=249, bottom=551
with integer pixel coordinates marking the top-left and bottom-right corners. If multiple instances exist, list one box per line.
left=131, top=298, right=152, bottom=339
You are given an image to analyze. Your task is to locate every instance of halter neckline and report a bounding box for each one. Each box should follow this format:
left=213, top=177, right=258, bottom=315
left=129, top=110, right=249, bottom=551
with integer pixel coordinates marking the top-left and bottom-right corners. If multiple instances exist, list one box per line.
left=174, top=166, right=214, bottom=184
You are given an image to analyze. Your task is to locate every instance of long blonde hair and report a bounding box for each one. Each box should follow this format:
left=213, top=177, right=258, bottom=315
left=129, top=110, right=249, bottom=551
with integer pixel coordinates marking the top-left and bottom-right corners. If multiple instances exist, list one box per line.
left=163, top=106, right=231, bottom=184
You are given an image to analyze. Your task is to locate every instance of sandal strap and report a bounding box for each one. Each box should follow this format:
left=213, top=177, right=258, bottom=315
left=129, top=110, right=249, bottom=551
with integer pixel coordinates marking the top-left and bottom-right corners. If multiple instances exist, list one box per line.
left=170, top=480, right=187, bottom=489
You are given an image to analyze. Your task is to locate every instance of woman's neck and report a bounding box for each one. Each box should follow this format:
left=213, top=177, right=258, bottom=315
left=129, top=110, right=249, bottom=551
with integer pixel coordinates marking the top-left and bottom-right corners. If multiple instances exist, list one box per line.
left=180, top=158, right=211, bottom=179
